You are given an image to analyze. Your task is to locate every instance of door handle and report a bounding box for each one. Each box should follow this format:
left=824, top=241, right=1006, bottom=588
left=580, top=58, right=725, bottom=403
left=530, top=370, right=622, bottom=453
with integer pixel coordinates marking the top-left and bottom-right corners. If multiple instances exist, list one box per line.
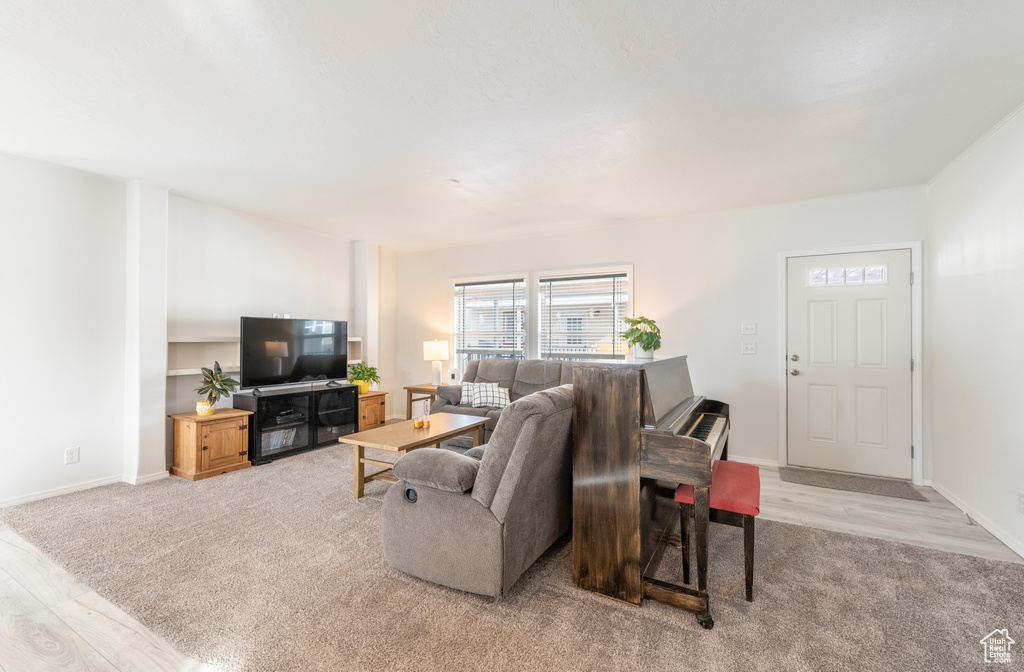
left=202, top=445, right=209, bottom=450
left=790, top=369, right=800, bottom=376
left=790, top=354, right=799, bottom=362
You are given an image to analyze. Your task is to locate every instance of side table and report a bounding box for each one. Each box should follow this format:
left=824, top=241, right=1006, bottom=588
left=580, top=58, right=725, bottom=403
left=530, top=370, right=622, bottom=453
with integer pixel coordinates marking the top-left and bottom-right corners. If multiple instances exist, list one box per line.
left=404, top=384, right=439, bottom=419
left=358, top=391, right=388, bottom=431
left=169, top=408, right=253, bottom=481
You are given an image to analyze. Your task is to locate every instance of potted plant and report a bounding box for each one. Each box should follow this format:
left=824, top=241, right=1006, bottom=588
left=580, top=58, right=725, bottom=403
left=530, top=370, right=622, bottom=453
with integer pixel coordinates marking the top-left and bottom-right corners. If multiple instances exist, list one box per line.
left=620, top=316, right=662, bottom=361
left=348, top=361, right=380, bottom=394
left=194, top=361, right=240, bottom=416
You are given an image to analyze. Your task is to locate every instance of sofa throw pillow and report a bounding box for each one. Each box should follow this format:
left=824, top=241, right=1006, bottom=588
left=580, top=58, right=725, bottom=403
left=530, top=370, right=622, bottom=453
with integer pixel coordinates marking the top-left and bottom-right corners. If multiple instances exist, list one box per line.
left=460, top=382, right=487, bottom=407
left=463, top=382, right=510, bottom=409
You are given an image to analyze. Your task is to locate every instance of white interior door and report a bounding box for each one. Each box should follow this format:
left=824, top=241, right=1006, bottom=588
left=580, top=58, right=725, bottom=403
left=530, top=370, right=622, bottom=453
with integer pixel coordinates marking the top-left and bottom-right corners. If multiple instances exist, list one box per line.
left=787, top=250, right=912, bottom=479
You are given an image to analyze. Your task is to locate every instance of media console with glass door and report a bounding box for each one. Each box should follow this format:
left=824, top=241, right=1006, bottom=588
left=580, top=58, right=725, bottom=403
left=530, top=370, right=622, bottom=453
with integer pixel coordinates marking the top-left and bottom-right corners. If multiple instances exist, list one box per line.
left=233, top=382, right=359, bottom=464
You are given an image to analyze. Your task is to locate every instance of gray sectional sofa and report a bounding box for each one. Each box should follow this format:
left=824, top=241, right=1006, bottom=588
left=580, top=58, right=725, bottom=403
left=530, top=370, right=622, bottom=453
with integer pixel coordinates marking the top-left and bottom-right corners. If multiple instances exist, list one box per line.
left=380, top=384, right=574, bottom=597
left=429, top=359, right=575, bottom=444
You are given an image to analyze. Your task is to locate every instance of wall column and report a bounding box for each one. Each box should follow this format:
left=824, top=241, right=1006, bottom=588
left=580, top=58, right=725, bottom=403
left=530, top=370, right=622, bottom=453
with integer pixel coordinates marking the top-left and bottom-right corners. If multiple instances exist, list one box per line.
left=123, top=180, right=169, bottom=484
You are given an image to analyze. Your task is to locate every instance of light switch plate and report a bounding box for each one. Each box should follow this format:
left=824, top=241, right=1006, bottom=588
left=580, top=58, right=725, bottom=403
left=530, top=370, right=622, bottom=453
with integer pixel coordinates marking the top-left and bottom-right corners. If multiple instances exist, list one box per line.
left=741, top=341, right=756, bottom=355
left=741, top=322, right=757, bottom=335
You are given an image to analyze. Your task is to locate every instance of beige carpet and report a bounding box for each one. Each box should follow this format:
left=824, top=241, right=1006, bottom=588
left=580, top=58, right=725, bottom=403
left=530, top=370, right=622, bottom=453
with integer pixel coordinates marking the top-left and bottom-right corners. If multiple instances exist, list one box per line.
left=2, top=446, right=1022, bottom=672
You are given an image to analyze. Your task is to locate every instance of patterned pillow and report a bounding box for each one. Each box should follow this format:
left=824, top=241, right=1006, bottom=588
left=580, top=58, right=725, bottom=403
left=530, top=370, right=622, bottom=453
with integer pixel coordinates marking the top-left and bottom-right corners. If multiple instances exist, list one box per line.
left=463, top=382, right=511, bottom=409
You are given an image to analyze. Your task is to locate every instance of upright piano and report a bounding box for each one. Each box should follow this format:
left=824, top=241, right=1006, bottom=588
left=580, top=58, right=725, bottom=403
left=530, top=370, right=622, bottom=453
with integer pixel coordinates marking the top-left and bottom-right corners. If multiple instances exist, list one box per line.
left=572, top=356, right=729, bottom=628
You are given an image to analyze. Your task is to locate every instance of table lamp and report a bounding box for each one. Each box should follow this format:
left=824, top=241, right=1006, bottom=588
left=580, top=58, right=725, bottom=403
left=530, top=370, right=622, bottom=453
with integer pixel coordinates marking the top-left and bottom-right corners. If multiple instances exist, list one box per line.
left=423, top=340, right=449, bottom=386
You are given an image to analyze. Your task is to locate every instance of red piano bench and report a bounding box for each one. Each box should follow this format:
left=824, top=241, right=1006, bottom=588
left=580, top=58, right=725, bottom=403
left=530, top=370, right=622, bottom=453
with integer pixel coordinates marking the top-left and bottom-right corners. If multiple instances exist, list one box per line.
left=675, top=460, right=761, bottom=602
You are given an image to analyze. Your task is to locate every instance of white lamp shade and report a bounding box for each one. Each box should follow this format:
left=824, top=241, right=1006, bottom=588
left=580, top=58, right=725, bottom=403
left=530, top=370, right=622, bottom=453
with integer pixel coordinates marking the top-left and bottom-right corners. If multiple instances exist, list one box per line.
left=423, top=340, right=449, bottom=361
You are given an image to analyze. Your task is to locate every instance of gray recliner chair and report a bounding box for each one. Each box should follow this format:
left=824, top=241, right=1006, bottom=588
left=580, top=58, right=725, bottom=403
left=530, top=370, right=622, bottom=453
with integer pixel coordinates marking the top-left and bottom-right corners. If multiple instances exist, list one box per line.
left=380, top=385, right=573, bottom=598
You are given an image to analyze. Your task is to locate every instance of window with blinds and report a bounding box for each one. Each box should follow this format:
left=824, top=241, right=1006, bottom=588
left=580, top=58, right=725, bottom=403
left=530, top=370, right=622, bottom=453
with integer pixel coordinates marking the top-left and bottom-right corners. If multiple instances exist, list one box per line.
left=539, top=273, right=629, bottom=361
left=454, top=278, right=526, bottom=371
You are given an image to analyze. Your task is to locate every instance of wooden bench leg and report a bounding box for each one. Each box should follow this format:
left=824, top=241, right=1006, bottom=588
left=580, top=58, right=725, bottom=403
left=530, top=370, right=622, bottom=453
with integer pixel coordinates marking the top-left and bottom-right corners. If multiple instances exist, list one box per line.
left=744, top=514, right=754, bottom=602
left=679, top=502, right=691, bottom=585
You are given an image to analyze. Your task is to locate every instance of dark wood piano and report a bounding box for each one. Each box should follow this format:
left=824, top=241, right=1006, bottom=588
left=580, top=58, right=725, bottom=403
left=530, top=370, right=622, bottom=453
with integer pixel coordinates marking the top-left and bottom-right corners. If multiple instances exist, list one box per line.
left=572, top=356, right=729, bottom=629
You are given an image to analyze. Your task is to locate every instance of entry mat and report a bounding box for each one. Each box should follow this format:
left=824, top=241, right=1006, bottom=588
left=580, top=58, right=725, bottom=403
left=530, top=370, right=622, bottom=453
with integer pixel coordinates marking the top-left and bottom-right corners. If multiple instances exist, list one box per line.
left=779, top=466, right=927, bottom=501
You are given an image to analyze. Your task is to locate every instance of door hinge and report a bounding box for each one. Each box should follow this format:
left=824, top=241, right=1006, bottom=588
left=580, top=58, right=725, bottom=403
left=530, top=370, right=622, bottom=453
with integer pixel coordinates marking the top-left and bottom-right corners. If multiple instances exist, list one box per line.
left=911, top=445, right=915, bottom=458
left=911, top=358, right=915, bottom=372
left=910, top=271, right=914, bottom=285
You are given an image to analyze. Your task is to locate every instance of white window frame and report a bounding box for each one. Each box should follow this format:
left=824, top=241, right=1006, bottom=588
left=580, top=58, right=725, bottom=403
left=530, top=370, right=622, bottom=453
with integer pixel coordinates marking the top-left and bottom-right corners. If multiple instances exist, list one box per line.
left=532, top=264, right=634, bottom=361
left=451, top=271, right=531, bottom=371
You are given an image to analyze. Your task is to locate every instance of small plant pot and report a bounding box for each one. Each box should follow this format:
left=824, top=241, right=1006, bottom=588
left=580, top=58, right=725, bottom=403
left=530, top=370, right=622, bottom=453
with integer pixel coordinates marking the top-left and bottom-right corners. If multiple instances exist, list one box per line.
left=633, top=345, right=655, bottom=362
left=196, top=400, right=215, bottom=416
left=355, top=380, right=370, bottom=394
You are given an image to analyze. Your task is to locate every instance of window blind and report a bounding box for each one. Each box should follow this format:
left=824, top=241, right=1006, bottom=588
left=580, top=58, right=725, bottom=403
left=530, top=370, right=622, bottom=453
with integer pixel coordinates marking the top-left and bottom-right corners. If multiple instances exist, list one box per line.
left=539, top=273, right=629, bottom=361
left=454, top=278, right=526, bottom=370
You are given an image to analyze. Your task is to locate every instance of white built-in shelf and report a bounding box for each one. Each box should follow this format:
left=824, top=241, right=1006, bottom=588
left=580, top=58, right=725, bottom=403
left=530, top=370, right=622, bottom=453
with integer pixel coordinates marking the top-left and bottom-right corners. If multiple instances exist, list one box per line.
left=168, top=336, right=240, bottom=343
left=168, top=366, right=241, bottom=377
left=167, top=337, right=240, bottom=378
left=169, top=336, right=360, bottom=343
left=166, top=335, right=363, bottom=377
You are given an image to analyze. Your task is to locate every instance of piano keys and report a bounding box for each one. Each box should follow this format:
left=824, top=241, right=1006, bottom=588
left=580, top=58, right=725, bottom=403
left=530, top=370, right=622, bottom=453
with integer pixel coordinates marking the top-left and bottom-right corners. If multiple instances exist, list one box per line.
left=572, top=355, right=730, bottom=628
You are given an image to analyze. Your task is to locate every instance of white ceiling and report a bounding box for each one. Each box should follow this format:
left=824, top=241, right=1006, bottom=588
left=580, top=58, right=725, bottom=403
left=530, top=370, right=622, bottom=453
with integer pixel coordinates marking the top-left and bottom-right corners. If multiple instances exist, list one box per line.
left=2, top=1, right=1024, bottom=251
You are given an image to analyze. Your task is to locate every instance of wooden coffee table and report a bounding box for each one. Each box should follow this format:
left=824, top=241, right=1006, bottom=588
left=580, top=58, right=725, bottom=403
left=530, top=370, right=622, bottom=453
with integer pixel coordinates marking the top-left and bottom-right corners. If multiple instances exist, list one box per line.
left=338, top=413, right=487, bottom=498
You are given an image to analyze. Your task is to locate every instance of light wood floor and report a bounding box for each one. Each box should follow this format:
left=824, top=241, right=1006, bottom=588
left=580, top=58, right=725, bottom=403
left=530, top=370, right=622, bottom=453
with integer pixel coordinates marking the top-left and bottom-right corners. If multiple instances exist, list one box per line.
left=754, top=464, right=1022, bottom=564
left=0, top=520, right=208, bottom=672
left=0, top=472, right=1020, bottom=671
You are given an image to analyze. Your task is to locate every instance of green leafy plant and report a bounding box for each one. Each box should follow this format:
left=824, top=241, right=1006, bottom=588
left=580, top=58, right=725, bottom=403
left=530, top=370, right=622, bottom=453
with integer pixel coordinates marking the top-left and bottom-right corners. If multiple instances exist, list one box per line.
left=347, top=361, right=381, bottom=385
left=620, top=316, right=662, bottom=352
left=195, top=361, right=240, bottom=403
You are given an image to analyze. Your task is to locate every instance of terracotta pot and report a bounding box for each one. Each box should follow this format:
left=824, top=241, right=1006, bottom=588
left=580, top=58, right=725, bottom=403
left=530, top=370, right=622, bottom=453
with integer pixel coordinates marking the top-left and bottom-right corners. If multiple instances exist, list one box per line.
left=196, top=399, right=215, bottom=416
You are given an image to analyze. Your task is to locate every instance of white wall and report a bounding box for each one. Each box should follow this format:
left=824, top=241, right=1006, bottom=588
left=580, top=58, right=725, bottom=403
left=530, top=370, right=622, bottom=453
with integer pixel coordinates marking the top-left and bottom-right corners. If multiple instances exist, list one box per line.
left=0, top=153, right=128, bottom=505
left=396, top=187, right=927, bottom=463
left=926, top=105, right=1024, bottom=556
left=164, top=196, right=354, bottom=450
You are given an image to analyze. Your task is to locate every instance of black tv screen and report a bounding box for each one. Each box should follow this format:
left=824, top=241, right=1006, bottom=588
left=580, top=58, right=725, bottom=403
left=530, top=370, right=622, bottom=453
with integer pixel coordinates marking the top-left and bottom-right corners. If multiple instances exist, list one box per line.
left=240, top=317, right=348, bottom=389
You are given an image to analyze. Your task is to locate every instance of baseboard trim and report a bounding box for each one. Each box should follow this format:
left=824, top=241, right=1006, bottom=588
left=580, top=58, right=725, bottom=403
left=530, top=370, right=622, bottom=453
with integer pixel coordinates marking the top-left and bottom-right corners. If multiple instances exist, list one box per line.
left=930, top=480, right=1024, bottom=560
left=0, top=475, right=125, bottom=509
left=124, top=471, right=170, bottom=486
left=730, top=455, right=779, bottom=468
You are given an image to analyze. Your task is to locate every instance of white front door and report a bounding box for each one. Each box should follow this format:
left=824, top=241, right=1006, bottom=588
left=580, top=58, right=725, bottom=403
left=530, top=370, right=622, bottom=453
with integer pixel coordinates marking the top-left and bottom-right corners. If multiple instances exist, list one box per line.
left=786, top=249, right=913, bottom=479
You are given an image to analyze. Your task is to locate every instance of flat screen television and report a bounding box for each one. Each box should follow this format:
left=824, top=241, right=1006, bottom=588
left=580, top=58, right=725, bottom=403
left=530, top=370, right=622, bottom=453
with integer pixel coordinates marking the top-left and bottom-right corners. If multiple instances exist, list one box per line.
left=240, top=317, right=348, bottom=390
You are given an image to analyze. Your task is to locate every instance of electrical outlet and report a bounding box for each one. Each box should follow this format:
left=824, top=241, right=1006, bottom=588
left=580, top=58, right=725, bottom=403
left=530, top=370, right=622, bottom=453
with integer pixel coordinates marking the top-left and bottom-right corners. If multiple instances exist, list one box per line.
left=741, top=341, right=756, bottom=355
left=1018, top=491, right=1024, bottom=515
left=64, top=447, right=80, bottom=465
left=741, top=322, right=757, bottom=335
